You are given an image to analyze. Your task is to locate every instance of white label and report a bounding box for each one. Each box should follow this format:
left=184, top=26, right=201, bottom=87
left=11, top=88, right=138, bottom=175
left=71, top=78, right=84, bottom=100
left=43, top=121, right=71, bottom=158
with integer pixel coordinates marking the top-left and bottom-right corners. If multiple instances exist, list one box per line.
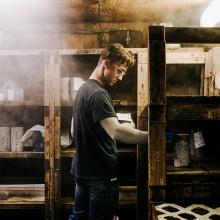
left=194, top=131, right=205, bottom=149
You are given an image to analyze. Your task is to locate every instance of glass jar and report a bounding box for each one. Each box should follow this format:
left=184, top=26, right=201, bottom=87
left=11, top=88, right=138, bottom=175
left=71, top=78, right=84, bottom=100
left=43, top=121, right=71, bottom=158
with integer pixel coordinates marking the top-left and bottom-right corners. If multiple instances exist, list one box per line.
left=174, top=134, right=190, bottom=167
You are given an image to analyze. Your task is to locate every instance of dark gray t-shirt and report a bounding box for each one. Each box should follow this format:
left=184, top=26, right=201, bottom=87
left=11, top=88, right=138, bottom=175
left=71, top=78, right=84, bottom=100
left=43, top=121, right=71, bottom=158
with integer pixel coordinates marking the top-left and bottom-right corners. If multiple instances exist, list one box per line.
left=71, top=79, right=117, bottom=179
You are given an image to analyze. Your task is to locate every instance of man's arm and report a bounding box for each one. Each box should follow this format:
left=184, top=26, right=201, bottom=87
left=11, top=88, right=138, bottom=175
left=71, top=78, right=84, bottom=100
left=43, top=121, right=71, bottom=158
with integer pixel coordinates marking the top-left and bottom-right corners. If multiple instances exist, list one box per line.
left=100, top=117, right=148, bottom=144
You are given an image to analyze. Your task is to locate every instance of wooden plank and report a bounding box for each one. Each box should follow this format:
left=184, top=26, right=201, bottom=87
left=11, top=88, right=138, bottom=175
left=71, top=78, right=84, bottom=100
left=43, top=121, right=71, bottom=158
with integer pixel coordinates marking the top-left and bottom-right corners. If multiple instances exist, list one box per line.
left=148, top=27, right=166, bottom=105
left=0, top=48, right=205, bottom=62
left=44, top=53, right=50, bottom=107
left=204, top=51, right=213, bottom=96
left=61, top=148, right=136, bottom=157
left=54, top=51, right=61, bottom=220
left=148, top=26, right=166, bottom=185
left=44, top=52, right=51, bottom=220
left=119, top=186, right=136, bottom=204
left=44, top=51, right=57, bottom=220
left=149, top=187, right=166, bottom=205
left=148, top=122, right=166, bottom=186
left=0, top=203, right=44, bottom=209
left=137, top=52, right=148, bottom=64
left=167, top=169, right=220, bottom=176
left=0, top=50, right=44, bottom=56
left=166, top=96, right=220, bottom=120
left=136, top=53, right=148, bottom=220
left=0, top=152, right=43, bottom=158
left=59, top=48, right=148, bottom=55
left=200, top=65, right=205, bottom=95
left=167, top=104, right=220, bottom=120
left=0, top=198, right=44, bottom=205
left=0, top=184, right=45, bottom=200
left=167, top=48, right=204, bottom=53
left=212, top=47, right=220, bottom=96
left=0, top=184, right=44, bottom=190
left=61, top=186, right=137, bottom=208
left=49, top=52, right=56, bottom=220
left=166, top=51, right=205, bottom=64
left=44, top=116, right=51, bottom=220
left=113, top=100, right=137, bottom=106
left=0, top=101, right=43, bottom=106
left=59, top=48, right=205, bottom=64
left=167, top=96, right=220, bottom=104
left=165, top=27, right=220, bottom=43
left=61, top=100, right=137, bottom=107
left=148, top=26, right=166, bottom=220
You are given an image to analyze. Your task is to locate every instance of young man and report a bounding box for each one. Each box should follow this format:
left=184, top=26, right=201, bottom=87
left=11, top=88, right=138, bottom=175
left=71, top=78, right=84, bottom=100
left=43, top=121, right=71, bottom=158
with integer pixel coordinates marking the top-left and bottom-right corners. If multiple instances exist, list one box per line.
left=69, top=43, right=148, bottom=220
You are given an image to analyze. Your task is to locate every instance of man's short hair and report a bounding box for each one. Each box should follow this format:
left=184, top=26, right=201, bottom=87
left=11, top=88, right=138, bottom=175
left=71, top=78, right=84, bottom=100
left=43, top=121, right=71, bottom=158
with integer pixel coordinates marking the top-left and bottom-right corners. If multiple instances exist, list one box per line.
left=100, top=43, right=135, bottom=69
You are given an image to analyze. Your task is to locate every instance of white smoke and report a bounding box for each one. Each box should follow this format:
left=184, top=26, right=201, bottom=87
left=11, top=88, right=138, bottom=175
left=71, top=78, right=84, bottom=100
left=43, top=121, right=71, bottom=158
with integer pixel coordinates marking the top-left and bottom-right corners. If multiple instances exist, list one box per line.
left=200, top=0, right=220, bottom=27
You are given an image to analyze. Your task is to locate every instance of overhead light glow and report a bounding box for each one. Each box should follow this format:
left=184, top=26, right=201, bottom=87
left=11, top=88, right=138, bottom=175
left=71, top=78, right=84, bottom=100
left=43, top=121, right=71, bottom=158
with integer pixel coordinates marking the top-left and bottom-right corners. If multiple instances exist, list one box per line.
left=200, top=0, right=220, bottom=27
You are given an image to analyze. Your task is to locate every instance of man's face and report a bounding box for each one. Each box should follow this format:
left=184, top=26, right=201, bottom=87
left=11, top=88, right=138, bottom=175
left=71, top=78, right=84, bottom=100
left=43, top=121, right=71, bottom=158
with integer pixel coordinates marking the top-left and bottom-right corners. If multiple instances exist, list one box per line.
left=104, top=61, right=128, bottom=86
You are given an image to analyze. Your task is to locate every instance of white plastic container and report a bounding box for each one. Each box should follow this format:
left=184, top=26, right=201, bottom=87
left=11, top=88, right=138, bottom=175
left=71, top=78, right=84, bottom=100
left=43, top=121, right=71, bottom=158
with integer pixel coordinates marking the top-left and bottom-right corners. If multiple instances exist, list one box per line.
left=70, top=77, right=85, bottom=101
left=61, top=77, right=70, bottom=102
left=0, top=127, right=10, bottom=152
left=2, top=80, right=24, bottom=102
left=11, top=127, right=23, bottom=152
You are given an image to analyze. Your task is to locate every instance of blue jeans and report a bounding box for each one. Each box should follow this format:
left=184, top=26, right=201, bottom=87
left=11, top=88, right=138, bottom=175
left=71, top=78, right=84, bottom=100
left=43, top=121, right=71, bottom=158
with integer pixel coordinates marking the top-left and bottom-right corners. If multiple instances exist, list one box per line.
left=68, top=178, right=119, bottom=220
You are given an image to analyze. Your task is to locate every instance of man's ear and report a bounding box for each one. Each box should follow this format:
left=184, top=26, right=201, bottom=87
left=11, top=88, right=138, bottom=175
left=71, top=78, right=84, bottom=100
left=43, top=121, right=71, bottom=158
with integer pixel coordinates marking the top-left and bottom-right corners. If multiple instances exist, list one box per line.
left=103, top=59, right=110, bottom=68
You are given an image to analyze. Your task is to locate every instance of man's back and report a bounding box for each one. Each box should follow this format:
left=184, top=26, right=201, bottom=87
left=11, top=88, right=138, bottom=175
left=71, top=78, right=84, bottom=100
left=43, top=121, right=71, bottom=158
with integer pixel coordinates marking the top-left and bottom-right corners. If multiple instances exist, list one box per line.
left=72, top=79, right=118, bottom=179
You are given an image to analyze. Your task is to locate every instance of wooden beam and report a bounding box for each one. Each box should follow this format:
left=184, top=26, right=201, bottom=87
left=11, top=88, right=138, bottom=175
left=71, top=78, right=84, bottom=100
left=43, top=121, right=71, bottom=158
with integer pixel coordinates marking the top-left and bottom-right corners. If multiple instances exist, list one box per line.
left=165, top=27, right=220, bottom=43
left=59, top=48, right=206, bottom=64
left=166, top=50, right=205, bottom=64
left=137, top=53, right=148, bottom=220
left=148, top=26, right=166, bottom=213
left=59, top=48, right=148, bottom=55
left=0, top=50, right=44, bottom=56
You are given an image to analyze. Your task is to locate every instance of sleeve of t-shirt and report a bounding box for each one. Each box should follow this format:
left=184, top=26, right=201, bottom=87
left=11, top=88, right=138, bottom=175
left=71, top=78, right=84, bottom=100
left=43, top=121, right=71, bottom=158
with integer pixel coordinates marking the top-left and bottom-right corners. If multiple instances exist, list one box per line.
left=90, top=90, right=117, bottom=124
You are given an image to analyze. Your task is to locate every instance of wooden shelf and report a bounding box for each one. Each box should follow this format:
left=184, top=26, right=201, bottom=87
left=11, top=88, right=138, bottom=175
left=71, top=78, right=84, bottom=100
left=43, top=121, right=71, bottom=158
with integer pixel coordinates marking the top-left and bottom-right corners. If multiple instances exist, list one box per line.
left=62, top=198, right=136, bottom=208
left=117, top=148, right=136, bottom=156
left=167, top=96, right=220, bottom=120
left=0, top=197, right=45, bottom=209
left=0, top=50, right=44, bottom=56
left=167, top=96, right=220, bottom=104
left=61, top=185, right=136, bottom=208
left=113, top=100, right=137, bottom=107
left=0, top=184, right=45, bottom=209
left=61, top=100, right=137, bottom=107
left=0, top=101, right=44, bottom=107
left=0, top=151, right=44, bottom=158
left=148, top=26, right=220, bottom=219
left=59, top=48, right=147, bottom=55
left=61, top=148, right=136, bottom=158
left=167, top=166, right=220, bottom=176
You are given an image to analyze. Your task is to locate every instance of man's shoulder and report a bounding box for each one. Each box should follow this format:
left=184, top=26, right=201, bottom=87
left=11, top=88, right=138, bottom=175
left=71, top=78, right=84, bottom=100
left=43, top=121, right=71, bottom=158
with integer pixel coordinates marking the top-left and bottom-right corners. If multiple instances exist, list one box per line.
left=77, top=80, right=107, bottom=101
left=81, top=79, right=103, bottom=91
left=84, top=80, right=107, bottom=95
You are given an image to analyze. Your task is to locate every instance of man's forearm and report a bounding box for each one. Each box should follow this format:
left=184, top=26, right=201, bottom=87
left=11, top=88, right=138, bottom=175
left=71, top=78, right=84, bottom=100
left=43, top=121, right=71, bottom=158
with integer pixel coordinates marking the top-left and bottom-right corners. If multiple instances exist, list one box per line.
left=114, top=123, right=148, bottom=144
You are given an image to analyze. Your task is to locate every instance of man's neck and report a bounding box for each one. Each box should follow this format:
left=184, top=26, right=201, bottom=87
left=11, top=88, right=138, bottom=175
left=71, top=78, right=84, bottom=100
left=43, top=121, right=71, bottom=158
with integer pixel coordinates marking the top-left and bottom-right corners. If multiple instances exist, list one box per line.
left=89, top=66, right=105, bottom=86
